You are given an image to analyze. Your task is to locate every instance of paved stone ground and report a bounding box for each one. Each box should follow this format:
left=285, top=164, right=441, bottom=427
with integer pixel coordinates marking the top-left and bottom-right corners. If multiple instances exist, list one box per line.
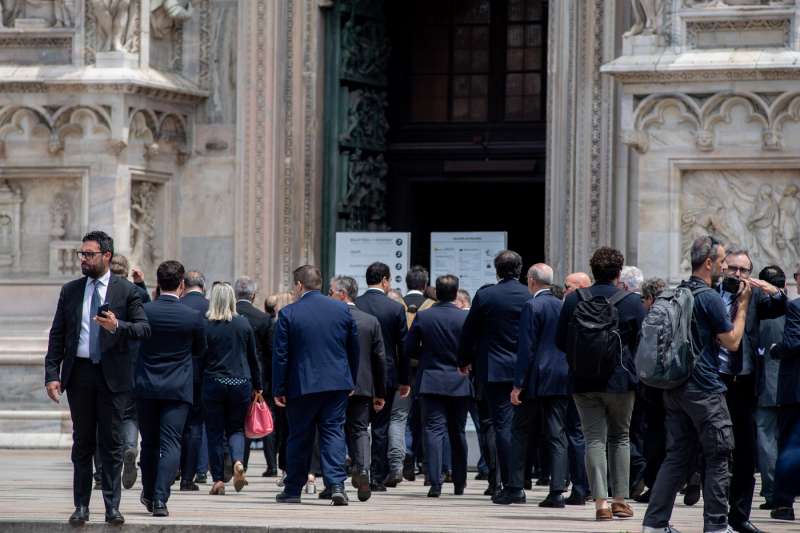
left=0, top=449, right=797, bottom=533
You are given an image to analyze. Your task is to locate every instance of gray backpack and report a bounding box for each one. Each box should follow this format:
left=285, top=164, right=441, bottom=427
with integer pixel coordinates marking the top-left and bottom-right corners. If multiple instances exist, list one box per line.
left=635, top=284, right=711, bottom=389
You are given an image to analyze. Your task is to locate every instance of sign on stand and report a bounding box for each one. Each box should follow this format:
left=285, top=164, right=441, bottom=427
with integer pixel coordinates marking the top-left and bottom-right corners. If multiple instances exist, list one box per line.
left=335, top=232, right=411, bottom=295
left=430, top=232, right=508, bottom=300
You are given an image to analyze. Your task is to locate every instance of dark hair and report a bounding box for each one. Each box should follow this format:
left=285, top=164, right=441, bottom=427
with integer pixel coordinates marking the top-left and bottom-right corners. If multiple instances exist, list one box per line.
left=406, top=266, right=429, bottom=291
left=293, top=265, right=323, bottom=290
left=82, top=230, right=114, bottom=256
left=264, top=298, right=276, bottom=317
left=365, top=262, right=390, bottom=285
left=759, top=265, right=786, bottom=289
left=184, top=270, right=206, bottom=290
left=435, top=274, right=459, bottom=302
left=550, top=285, right=565, bottom=300
left=494, top=250, right=523, bottom=280
left=641, top=277, right=667, bottom=301
left=589, top=246, right=625, bottom=282
left=690, top=235, right=723, bottom=271
left=157, top=260, right=185, bottom=291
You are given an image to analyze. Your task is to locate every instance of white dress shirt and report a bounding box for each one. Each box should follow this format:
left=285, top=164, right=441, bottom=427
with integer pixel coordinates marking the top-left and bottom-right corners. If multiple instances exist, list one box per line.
left=76, top=270, right=111, bottom=359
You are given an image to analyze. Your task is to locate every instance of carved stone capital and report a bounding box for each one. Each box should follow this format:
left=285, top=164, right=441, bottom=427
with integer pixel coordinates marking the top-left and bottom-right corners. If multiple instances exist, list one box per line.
left=622, top=129, right=650, bottom=154
left=109, top=139, right=128, bottom=156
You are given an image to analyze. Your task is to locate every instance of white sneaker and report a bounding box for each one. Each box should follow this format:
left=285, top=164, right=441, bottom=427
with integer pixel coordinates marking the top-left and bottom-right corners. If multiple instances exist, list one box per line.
left=305, top=480, right=316, bottom=494
left=643, top=527, right=683, bottom=533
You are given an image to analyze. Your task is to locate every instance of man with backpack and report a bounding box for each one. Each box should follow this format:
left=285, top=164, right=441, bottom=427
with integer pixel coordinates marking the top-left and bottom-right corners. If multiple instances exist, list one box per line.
left=642, top=236, right=751, bottom=533
left=555, top=247, right=645, bottom=521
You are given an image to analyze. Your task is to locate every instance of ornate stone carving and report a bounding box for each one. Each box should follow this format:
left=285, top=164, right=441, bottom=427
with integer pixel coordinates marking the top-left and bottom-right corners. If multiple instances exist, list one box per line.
left=128, top=108, right=188, bottom=162
left=89, top=0, right=136, bottom=52
left=338, top=150, right=388, bottom=231
left=53, top=0, right=76, bottom=27
left=683, top=0, right=793, bottom=7
left=681, top=170, right=800, bottom=271
left=685, top=18, right=790, bottom=48
left=340, top=13, right=389, bottom=85
left=0, top=0, right=22, bottom=29
left=624, top=0, right=660, bottom=37
left=130, top=181, right=157, bottom=272
left=0, top=179, right=23, bottom=272
left=339, top=89, right=388, bottom=151
left=150, top=0, right=192, bottom=40
left=48, top=192, right=70, bottom=239
left=49, top=240, right=81, bottom=277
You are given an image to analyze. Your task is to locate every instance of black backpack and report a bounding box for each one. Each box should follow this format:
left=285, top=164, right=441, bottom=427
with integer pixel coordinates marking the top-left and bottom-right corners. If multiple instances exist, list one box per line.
left=565, top=288, right=629, bottom=381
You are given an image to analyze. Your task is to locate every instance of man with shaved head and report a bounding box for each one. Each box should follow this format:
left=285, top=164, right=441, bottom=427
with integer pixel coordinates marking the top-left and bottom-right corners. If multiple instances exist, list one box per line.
left=564, top=272, right=592, bottom=296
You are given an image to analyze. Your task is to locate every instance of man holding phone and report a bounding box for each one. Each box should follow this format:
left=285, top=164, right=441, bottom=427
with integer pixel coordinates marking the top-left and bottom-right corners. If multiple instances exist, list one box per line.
left=44, top=231, right=150, bottom=527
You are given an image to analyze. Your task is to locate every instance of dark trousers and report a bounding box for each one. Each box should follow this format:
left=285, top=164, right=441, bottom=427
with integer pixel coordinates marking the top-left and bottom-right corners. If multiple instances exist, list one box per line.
left=179, top=401, right=203, bottom=484
left=346, top=395, right=372, bottom=472
left=203, top=378, right=251, bottom=482
left=284, top=390, right=349, bottom=496
left=484, top=382, right=514, bottom=487
left=66, top=359, right=130, bottom=511
left=643, top=384, right=733, bottom=532
left=276, top=405, right=288, bottom=471
left=370, top=386, right=395, bottom=482
left=137, top=398, right=190, bottom=503
left=421, top=394, right=468, bottom=488
left=722, top=373, right=757, bottom=525
left=629, top=386, right=647, bottom=490
left=468, top=401, right=489, bottom=474
left=643, top=385, right=667, bottom=488
left=510, top=396, right=568, bottom=492
left=774, top=405, right=800, bottom=507
left=566, top=398, right=589, bottom=496
left=475, top=391, right=500, bottom=488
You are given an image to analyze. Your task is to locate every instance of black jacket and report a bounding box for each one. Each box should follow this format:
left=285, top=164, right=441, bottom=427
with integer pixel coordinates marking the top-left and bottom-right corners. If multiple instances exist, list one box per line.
left=349, top=305, right=387, bottom=399
left=236, top=300, right=273, bottom=394
left=203, top=316, right=262, bottom=391
left=771, top=297, right=800, bottom=405
left=45, top=274, right=151, bottom=393
left=355, top=289, right=410, bottom=388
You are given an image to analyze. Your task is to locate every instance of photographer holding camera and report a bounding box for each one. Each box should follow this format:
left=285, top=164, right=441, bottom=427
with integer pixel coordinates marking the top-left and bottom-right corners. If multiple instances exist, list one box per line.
left=717, top=248, right=787, bottom=533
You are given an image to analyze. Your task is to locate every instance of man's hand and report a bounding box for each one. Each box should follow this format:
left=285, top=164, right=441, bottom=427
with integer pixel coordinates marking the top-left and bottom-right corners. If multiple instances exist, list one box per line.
left=399, top=385, right=411, bottom=398
left=737, top=279, right=753, bottom=305
left=94, top=309, right=118, bottom=333
left=510, top=387, right=523, bottom=406
left=45, top=381, right=61, bottom=403
left=458, top=364, right=471, bottom=376
left=274, top=396, right=287, bottom=407
left=373, top=398, right=385, bottom=412
left=131, top=267, right=145, bottom=284
left=748, top=278, right=779, bottom=296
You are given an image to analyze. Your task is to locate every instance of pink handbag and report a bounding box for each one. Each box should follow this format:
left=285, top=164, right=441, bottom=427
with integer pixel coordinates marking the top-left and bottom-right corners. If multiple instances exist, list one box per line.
left=245, top=393, right=274, bottom=439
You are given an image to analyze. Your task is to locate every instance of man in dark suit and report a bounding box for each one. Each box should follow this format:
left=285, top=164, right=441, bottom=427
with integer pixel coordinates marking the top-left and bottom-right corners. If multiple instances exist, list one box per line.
left=44, top=231, right=151, bottom=526
left=135, top=261, right=206, bottom=517
left=458, top=250, right=531, bottom=504
left=404, top=265, right=429, bottom=312
left=235, top=276, right=277, bottom=476
left=330, top=275, right=386, bottom=502
left=355, top=262, right=411, bottom=490
left=273, top=265, right=360, bottom=505
left=510, top=263, right=570, bottom=508
left=177, top=270, right=208, bottom=490
left=407, top=274, right=472, bottom=497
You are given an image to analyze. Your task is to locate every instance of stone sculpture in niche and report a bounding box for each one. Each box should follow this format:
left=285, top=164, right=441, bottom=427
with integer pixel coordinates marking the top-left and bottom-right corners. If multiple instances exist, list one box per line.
left=53, top=0, right=75, bottom=27
left=684, top=1, right=792, bottom=7
left=150, top=0, right=192, bottom=40
left=0, top=0, right=20, bottom=28
left=49, top=193, right=70, bottom=239
left=0, top=179, right=22, bottom=271
left=778, top=185, right=800, bottom=260
left=130, top=181, right=157, bottom=272
left=90, top=0, right=134, bottom=52
left=625, top=0, right=660, bottom=37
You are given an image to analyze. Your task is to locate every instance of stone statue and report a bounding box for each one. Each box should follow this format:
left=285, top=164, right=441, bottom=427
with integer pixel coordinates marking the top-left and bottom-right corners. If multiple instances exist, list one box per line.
left=0, top=214, right=12, bottom=254
left=49, top=193, right=70, bottom=239
left=0, top=0, right=20, bottom=29
left=90, top=0, right=133, bottom=52
left=130, top=181, right=156, bottom=271
left=777, top=184, right=800, bottom=259
left=150, top=0, right=192, bottom=40
left=54, top=0, right=75, bottom=27
left=625, top=0, right=659, bottom=37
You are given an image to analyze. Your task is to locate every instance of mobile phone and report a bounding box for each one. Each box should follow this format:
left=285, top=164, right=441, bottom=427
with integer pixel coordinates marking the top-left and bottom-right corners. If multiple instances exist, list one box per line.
left=721, top=276, right=741, bottom=294
left=97, top=303, right=111, bottom=317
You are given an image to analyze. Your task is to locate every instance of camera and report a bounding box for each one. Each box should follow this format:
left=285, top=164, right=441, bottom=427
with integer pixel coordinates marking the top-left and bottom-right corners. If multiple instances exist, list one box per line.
left=721, top=276, right=742, bottom=294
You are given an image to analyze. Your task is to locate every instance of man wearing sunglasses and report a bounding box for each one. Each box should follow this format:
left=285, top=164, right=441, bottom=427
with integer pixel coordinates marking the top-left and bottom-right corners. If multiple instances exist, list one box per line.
left=44, top=230, right=151, bottom=526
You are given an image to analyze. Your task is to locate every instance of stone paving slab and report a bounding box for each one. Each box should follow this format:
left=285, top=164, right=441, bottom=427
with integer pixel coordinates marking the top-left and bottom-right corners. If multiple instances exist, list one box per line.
left=0, top=449, right=798, bottom=533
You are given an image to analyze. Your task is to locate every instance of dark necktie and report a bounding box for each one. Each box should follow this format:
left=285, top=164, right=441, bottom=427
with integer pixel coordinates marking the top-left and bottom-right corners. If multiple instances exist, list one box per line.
left=729, top=297, right=743, bottom=375
left=89, top=279, right=102, bottom=364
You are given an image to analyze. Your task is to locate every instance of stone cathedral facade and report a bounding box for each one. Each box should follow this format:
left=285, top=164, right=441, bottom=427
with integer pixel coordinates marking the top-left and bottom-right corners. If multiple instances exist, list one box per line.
left=0, top=0, right=799, bottom=445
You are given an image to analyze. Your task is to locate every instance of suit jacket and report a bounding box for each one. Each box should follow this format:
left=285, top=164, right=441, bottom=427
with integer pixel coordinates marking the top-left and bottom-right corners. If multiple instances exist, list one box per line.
left=272, top=291, right=359, bottom=399
left=237, top=301, right=273, bottom=391
left=771, top=297, right=800, bottom=406
left=180, top=291, right=209, bottom=316
left=134, top=281, right=151, bottom=303
left=355, top=289, right=410, bottom=388
left=758, top=316, right=784, bottom=407
left=45, top=274, right=151, bottom=393
left=135, top=296, right=206, bottom=403
left=734, top=286, right=787, bottom=396
left=407, top=302, right=473, bottom=397
left=349, top=304, right=387, bottom=399
left=180, top=290, right=209, bottom=401
left=514, top=290, right=569, bottom=398
left=404, top=292, right=426, bottom=311
left=457, top=278, right=531, bottom=384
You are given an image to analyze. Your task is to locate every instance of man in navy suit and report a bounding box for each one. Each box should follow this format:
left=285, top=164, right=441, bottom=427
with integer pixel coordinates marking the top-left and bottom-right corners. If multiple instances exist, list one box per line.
left=44, top=231, right=151, bottom=526
left=355, top=262, right=411, bottom=490
left=273, top=265, right=360, bottom=505
left=135, top=261, right=206, bottom=517
left=458, top=250, right=531, bottom=504
left=406, top=274, right=472, bottom=497
left=178, top=270, right=208, bottom=490
left=510, top=263, right=570, bottom=508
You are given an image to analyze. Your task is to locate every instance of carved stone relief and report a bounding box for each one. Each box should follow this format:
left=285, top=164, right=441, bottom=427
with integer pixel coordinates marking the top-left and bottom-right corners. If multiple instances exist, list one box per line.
left=683, top=1, right=794, bottom=7
left=48, top=192, right=69, bottom=239
left=127, top=108, right=189, bottom=163
left=339, top=89, right=388, bottom=151
left=340, top=12, right=389, bottom=85
left=149, top=0, right=192, bottom=72
left=681, top=170, right=800, bottom=271
left=338, top=150, right=388, bottom=232
left=130, top=180, right=159, bottom=273
left=625, top=0, right=661, bottom=37
left=0, top=180, right=23, bottom=272
left=88, top=0, right=139, bottom=53
left=0, top=0, right=76, bottom=29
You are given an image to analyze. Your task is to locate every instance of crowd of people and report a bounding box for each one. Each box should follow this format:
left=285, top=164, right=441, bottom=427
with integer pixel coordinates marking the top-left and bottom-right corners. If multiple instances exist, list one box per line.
left=42, top=230, right=800, bottom=533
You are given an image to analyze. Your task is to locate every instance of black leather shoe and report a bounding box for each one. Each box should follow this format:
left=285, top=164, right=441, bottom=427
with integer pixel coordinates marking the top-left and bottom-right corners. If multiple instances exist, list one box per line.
left=68, top=506, right=89, bottom=527
left=759, top=501, right=775, bottom=510
left=262, top=468, right=277, bottom=478
left=180, top=482, right=199, bottom=491
left=454, top=484, right=465, bottom=496
left=730, top=521, right=766, bottom=533
left=122, top=448, right=137, bottom=490
left=275, top=491, right=302, bottom=503
left=683, top=482, right=700, bottom=506
left=427, top=485, right=441, bottom=498
left=492, top=488, right=526, bottom=505
left=318, top=486, right=332, bottom=500
left=331, top=485, right=349, bottom=506
left=152, top=500, right=169, bottom=517
left=356, top=470, right=371, bottom=502
left=474, top=471, right=488, bottom=481
left=633, top=488, right=651, bottom=504
left=403, top=457, right=416, bottom=482
left=384, top=472, right=402, bottom=487
left=771, top=507, right=795, bottom=521
left=538, top=492, right=565, bottom=508
left=484, top=485, right=497, bottom=497
left=565, top=491, right=588, bottom=505
left=370, top=482, right=387, bottom=492
left=105, top=509, right=124, bottom=526
left=140, top=492, right=153, bottom=513
left=524, top=478, right=533, bottom=490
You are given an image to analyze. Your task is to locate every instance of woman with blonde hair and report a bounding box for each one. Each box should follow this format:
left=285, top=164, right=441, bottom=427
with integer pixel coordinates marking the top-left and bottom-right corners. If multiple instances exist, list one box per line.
left=202, top=283, right=262, bottom=495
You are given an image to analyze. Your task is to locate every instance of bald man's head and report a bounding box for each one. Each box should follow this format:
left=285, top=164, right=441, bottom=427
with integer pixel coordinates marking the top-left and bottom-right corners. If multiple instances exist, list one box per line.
left=564, top=272, right=591, bottom=296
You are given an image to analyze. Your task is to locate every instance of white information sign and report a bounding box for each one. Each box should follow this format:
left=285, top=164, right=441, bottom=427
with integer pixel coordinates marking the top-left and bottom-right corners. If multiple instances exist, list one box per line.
left=430, top=232, right=508, bottom=300
left=335, top=232, right=411, bottom=295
